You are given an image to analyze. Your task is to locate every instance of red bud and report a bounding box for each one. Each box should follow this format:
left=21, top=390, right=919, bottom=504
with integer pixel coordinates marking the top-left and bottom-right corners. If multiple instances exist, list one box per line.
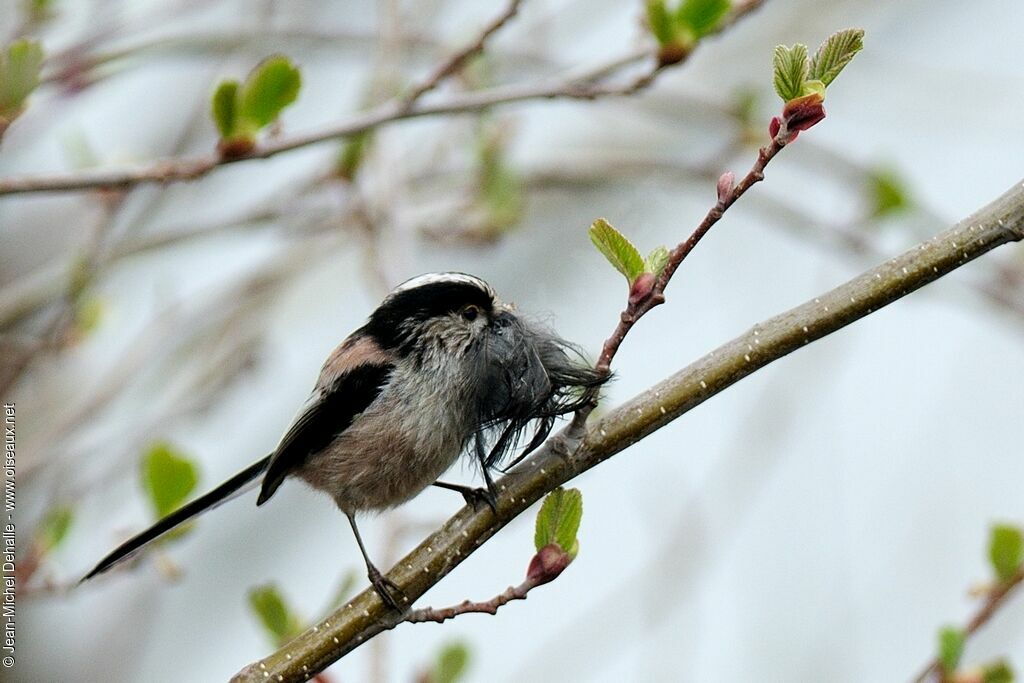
left=716, top=171, right=735, bottom=203
left=782, top=92, right=826, bottom=135
left=526, top=543, right=572, bottom=586
left=217, top=137, right=256, bottom=159
left=628, top=272, right=656, bottom=306
left=768, top=116, right=781, bottom=138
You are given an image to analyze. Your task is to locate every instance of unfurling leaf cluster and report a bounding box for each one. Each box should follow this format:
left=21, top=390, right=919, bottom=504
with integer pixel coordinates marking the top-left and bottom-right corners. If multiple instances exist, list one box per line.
left=772, top=29, right=863, bottom=103
left=211, top=55, right=301, bottom=156
left=589, top=218, right=670, bottom=297
left=646, top=0, right=730, bottom=64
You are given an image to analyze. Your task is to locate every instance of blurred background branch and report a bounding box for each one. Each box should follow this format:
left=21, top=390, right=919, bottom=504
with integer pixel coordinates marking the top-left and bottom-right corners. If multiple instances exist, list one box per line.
left=4, top=1, right=1024, bottom=681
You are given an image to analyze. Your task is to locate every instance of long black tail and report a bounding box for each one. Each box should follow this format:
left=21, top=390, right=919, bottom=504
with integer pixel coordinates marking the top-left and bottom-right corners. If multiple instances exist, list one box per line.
left=81, top=455, right=272, bottom=582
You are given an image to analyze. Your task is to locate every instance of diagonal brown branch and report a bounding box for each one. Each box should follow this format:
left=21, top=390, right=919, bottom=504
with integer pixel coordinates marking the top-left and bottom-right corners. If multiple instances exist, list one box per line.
left=230, top=182, right=1024, bottom=682
left=911, top=567, right=1024, bottom=683
left=0, top=0, right=766, bottom=196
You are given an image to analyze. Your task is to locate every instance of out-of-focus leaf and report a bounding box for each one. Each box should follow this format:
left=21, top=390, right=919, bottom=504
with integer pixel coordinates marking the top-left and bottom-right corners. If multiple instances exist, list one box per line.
left=773, top=43, right=808, bottom=102
left=248, top=583, right=304, bottom=646
left=989, top=524, right=1024, bottom=582
left=983, top=660, right=1015, bottom=683
left=676, top=0, right=730, bottom=37
left=211, top=80, right=239, bottom=138
left=534, top=487, right=583, bottom=558
left=868, top=167, right=911, bottom=217
left=238, top=55, right=301, bottom=129
left=323, top=569, right=359, bottom=613
left=75, top=295, right=104, bottom=335
left=589, top=218, right=645, bottom=284
left=433, top=641, right=471, bottom=683
left=336, top=131, right=372, bottom=181
left=25, top=0, right=58, bottom=23
left=142, top=441, right=199, bottom=519
left=938, top=626, right=965, bottom=674
left=0, top=38, right=44, bottom=119
left=810, top=28, right=865, bottom=86
left=646, top=0, right=676, bottom=45
left=36, top=505, right=74, bottom=553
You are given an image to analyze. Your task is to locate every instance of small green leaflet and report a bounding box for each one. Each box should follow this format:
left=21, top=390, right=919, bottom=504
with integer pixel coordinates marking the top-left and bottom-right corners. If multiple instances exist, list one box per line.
left=589, top=218, right=645, bottom=284
left=534, top=487, right=583, bottom=559
left=0, top=38, right=44, bottom=119
left=810, top=29, right=865, bottom=86
left=676, top=0, right=730, bottom=38
left=989, top=524, right=1024, bottom=582
left=433, top=641, right=471, bottom=683
left=772, top=43, right=809, bottom=102
left=239, top=55, right=302, bottom=129
left=938, top=626, right=965, bottom=674
left=248, top=583, right=305, bottom=646
left=142, top=441, right=199, bottom=519
left=210, top=54, right=301, bottom=142
left=37, top=505, right=74, bottom=552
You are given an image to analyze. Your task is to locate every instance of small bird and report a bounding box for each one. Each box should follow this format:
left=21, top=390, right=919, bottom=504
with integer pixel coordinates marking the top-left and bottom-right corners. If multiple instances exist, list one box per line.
left=82, top=272, right=606, bottom=609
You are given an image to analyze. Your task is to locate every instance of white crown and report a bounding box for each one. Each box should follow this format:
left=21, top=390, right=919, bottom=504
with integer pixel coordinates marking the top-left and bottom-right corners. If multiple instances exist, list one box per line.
left=391, top=272, right=496, bottom=299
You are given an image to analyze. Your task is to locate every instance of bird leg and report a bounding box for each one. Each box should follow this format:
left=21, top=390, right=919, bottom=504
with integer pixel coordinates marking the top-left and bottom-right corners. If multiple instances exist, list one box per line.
left=346, top=513, right=405, bottom=612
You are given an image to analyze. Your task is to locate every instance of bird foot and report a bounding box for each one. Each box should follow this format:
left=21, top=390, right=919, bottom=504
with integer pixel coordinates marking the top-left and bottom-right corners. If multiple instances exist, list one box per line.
left=367, top=566, right=406, bottom=613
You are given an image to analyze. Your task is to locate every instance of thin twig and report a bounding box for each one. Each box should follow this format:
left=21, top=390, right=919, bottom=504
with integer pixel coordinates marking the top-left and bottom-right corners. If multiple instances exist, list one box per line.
left=0, top=0, right=767, bottom=196
left=594, top=134, right=788, bottom=374
left=405, top=577, right=538, bottom=625
left=400, top=0, right=525, bottom=107
left=911, top=568, right=1024, bottom=683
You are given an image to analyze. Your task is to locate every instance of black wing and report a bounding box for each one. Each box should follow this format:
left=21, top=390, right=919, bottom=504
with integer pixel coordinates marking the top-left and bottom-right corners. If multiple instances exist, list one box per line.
left=256, top=362, right=393, bottom=505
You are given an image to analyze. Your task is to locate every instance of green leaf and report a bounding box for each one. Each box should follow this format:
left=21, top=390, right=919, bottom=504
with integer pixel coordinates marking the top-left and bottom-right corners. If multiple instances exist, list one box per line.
left=646, top=0, right=676, bottom=45
left=478, top=127, right=523, bottom=233
left=867, top=167, right=911, bottom=217
left=322, top=569, right=359, bottom=613
left=534, top=487, right=583, bottom=555
left=26, top=0, right=58, bottom=23
left=211, top=80, right=239, bottom=139
left=677, top=0, right=730, bottom=37
left=800, top=79, right=826, bottom=99
left=433, top=641, right=471, bottom=683
left=336, top=130, right=372, bottom=181
left=644, top=246, right=670, bottom=277
left=989, top=524, right=1024, bottom=582
left=75, top=295, right=104, bottom=335
left=938, top=626, right=965, bottom=674
left=589, top=218, right=645, bottom=284
left=238, top=54, right=301, bottom=130
left=810, top=28, right=865, bottom=86
left=142, top=441, right=199, bottom=519
left=248, top=583, right=304, bottom=646
left=983, top=660, right=1015, bottom=683
left=36, top=505, right=74, bottom=552
left=773, top=43, right=809, bottom=102
left=0, top=38, right=44, bottom=119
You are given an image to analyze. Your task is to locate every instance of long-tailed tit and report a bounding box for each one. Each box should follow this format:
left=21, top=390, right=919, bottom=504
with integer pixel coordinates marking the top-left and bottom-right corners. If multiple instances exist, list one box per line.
left=83, top=273, right=607, bottom=609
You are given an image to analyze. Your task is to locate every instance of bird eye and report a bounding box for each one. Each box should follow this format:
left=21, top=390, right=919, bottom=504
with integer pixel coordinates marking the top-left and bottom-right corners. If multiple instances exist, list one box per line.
left=462, top=305, right=479, bottom=322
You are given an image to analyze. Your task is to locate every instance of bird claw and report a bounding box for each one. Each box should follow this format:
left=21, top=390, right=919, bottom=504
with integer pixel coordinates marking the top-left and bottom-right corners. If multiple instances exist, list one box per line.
left=460, top=486, right=498, bottom=513
left=367, top=567, right=406, bottom=613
